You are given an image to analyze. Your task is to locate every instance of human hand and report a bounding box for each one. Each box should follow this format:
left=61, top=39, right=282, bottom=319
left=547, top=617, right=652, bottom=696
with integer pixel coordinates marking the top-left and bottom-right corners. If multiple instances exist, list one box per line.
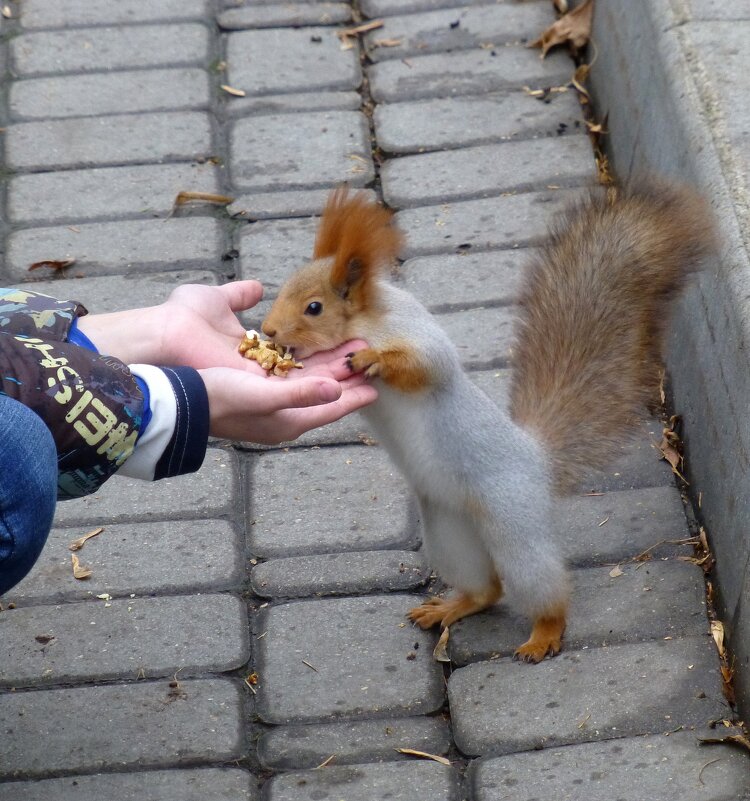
left=198, top=351, right=378, bottom=444
left=76, top=281, right=266, bottom=369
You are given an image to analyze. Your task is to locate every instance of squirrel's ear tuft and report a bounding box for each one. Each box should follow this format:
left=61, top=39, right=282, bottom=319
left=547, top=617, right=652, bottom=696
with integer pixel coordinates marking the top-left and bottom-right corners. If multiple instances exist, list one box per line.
left=314, top=186, right=403, bottom=304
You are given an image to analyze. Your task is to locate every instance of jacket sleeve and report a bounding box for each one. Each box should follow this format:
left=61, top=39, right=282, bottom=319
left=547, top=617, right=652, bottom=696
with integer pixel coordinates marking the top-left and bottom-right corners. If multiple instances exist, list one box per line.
left=0, top=331, right=147, bottom=500
left=0, top=288, right=208, bottom=500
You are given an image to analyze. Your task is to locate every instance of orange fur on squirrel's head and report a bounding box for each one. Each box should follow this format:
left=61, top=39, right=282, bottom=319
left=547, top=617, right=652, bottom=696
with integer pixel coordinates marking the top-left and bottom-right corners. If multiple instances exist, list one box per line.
left=262, top=187, right=403, bottom=356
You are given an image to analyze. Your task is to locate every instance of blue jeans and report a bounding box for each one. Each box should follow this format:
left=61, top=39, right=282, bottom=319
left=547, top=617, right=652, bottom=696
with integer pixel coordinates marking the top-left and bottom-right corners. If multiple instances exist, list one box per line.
left=0, top=395, right=57, bottom=595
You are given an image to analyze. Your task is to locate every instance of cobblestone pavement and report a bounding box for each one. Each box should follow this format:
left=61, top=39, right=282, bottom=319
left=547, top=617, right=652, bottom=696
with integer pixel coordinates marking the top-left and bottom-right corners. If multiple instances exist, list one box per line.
left=0, top=2, right=747, bottom=799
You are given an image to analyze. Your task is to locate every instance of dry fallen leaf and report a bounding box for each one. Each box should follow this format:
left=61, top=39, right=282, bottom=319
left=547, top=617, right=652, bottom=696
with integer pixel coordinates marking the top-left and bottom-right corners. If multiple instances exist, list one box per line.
left=28, top=258, right=76, bottom=272
left=71, top=553, right=92, bottom=580
left=220, top=84, right=246, bottom=97
left=1, top=6, right=12, bottom=19
left=699, top=733, right=750, bottom=754
left=372, top=38, right=403, bottom=48
left=337, top=19, right=384, bottom=49
left=172, top=191, right=235, bottom=209
left=433, top=626, right=451, bottom=662
left=68, top=526, right=104, bottom=552
left=655, top=418, right=688, bottom=483
left=530, top=0, right=594, bottom=57
left=609, top=565, right=624, bottom=578
left=711, top=620, right=726, bottom=657
left=396, top=748, right=451, bottom=766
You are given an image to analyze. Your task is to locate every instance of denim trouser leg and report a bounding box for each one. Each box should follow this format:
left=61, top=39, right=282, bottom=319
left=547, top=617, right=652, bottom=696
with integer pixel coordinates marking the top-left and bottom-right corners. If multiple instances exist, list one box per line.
left=0, top=394, right=57, bottom=595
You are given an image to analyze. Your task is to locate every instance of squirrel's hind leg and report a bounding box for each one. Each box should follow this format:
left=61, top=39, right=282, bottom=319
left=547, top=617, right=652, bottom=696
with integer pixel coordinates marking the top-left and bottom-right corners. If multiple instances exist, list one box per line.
left=513, top=606, right=567, bottom=663
left=408, top=575, right=503, bottom=629
left=409, top=495, right=501, bottom=629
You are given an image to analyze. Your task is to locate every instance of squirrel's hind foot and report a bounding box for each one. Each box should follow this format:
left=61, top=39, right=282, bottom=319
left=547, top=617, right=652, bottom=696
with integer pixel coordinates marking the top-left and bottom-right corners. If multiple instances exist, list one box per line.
left=408, top=582, right=502, bottom=629
left=513, top=612, right=566, bottom=663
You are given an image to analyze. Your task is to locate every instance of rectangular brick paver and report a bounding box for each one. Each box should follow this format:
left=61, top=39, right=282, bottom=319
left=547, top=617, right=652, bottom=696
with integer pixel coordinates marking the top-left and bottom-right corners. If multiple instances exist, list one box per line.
left=11, top=24, right=210, bottom=76
left=6, top=111, right=212, bottom=171
left=8, top=162, right=220, bottom=225
left=10, top=68, right=211, bottom=120
left=19, top=0, right=210, bottom=29
left=0, top=768, right=256, bottom=801
left=7, top=217, right=223, bottom=281
left=449, top=636, right=728, bottom=756
left=0, top=678, right=245, bottom=778
left=0, top=594, right=250, bottom=687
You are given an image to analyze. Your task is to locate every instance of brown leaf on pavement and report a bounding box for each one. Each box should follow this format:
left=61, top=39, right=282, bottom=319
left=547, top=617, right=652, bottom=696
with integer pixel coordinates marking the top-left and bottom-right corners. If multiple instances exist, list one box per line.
left=699, top=733, right=750, bottom=754
left=220, top=84, right=246, bottom=97
left=68, top=526, right=104, bottom=552
left=28, top=258, right=76, bottom=272
left=433, top=626, right=450, bottom=662
left=530, top=0, right=594, bottom=58
left=71, top=553, right=92, bottom=580
left=396, top=748, right=451, bottom=766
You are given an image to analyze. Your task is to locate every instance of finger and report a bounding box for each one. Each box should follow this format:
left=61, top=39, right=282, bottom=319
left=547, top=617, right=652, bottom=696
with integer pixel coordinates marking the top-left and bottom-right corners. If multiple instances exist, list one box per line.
left=250, top=376, right=343, bottom=415
left=217, top=280, right=264, bottom=312
left=278, top=384, right=379, bottom=437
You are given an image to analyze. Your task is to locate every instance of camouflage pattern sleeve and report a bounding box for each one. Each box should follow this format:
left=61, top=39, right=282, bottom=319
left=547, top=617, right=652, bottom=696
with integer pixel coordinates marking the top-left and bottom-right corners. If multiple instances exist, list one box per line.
left=0, top=287, right=87, bottom=341
left=0, top=331, right=146, bottom=501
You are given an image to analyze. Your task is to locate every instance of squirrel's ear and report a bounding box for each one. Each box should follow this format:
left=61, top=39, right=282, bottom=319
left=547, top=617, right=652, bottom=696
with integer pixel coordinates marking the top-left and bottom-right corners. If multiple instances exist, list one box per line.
left=332, top=257, right=363, bottom=299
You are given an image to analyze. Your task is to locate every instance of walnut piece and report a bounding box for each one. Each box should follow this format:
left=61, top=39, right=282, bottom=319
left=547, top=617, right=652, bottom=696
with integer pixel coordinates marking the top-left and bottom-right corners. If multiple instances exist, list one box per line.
left=238, top=330, right=303, bottom=376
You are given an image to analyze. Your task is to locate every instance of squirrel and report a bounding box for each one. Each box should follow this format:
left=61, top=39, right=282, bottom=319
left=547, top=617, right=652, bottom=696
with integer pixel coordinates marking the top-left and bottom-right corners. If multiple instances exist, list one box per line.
left=262, top=184, right=716, bottom=662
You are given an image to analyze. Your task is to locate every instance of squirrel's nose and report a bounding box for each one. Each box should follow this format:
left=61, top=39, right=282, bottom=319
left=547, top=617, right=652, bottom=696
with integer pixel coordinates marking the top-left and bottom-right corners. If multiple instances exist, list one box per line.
left=261, top=322, right=276, bottom=339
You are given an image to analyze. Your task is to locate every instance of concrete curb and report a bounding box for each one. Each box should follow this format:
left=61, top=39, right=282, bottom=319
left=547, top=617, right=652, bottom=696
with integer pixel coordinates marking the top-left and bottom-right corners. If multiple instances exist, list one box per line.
left=590, top=0, right=750, bottom=711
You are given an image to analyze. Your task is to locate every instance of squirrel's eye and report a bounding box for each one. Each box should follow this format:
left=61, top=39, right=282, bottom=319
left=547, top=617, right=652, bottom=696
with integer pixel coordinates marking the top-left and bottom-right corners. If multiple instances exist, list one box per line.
left=305, top=301, right=323, bottom=316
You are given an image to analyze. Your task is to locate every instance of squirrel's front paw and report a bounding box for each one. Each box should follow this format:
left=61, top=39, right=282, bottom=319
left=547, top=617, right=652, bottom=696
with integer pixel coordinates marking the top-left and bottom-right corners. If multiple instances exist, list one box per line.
left=346, top=348, right=381, bottom=380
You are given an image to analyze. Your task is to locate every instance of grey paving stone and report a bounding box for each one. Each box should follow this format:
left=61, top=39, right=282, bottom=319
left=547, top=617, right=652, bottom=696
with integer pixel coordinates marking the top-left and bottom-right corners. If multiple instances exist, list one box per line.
left=230, top=187, right=355, bottom=221
left=361, top=0, right=491, bottom=16
left=7, top=217, right=223, bottom=281
left=382, top=136, right=594, bottom=208
left=0, top=594, right=250, bottom=687
left=470, top=731, right=750, bottom=801
left=398, top=249, right=529, bottom=311
left=224, top=90, right=361, bottom=119
left=258, top=716, right=451, bottom=770
left=219, top=3, right=351, bottom=29
left=19, top=0, right=209, bottom=29
left=0, top=768, right=257, bottom=801
left=4, top=519, right=244, bottom=606
left=436, top=306, right=515, bottom=369
left=238, top=216, right=320, bottom=295
left=255, top=595, right=444, bottom=723
left=247, top=446, right=415, bottom=557
left=6, top=111, right=212, bottom=171
left=226, top=28, right=361, bottom=96
left=395, top=189, right=580, bottom=258
left=375, top=91, right=583, bottom=154
left=0, top=678, right=244, bottom=778
left=250, top=549, right=427, bottom=598
left=10, top=24, right=210, bottom=76
left=686, top=22, right=750, bottom=165
left=448, top=560, right=708, bottom=665
left=0, top=768, right=256, bottom=801
left=369, top=47, right=573, bottom=103
left=448, top=636, right=728, bottom=756
left=52, top=447, right=235, bottom=527
left=9, top=162, right=220, bottom=225
left=689, top=0, right=750, bottom=19
left=230, top=111, right=373, bottom=192
left=9, top=68, right=211, bottom=120
left=24, top=270, right=218, bottom=314
left=264, top=761, right=461, bottom=801
left=364, top=3, right=555, bottom=62
left=557, top=484, right=691, bottom=565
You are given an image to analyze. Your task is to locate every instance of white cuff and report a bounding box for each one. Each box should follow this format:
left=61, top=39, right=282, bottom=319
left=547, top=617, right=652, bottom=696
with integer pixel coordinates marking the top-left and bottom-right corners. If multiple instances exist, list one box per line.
left=117, top=364, right=177, bottom=481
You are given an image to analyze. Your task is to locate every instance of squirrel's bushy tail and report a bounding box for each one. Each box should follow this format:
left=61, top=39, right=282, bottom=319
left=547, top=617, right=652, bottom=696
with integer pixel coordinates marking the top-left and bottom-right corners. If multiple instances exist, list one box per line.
left=509, top=182, right=717, bottom=493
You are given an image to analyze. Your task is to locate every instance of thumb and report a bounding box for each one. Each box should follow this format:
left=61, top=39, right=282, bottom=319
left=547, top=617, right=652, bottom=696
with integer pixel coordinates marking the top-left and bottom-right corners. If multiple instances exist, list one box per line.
left=217, top=280, right=264, bottom=312
left=261, top=376, right=342, bottom=412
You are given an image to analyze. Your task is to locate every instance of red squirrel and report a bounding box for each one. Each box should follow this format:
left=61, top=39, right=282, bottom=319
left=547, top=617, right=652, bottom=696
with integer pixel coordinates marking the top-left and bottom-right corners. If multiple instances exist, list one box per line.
left=262, top=185, right=716, bottom=662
